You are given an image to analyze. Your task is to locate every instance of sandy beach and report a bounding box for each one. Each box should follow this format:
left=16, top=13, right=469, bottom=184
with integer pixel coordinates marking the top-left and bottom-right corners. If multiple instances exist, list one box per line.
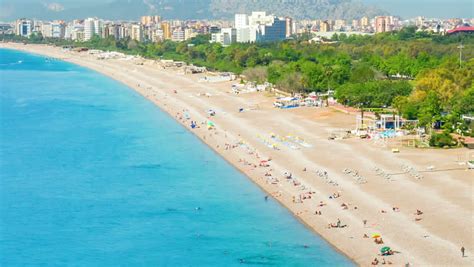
left=2, top=43, right=472, bottom=266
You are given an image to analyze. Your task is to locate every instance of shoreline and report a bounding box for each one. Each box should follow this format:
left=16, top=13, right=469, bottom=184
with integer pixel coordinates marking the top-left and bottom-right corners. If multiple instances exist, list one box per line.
left=2, top=43, right=472, bottom=266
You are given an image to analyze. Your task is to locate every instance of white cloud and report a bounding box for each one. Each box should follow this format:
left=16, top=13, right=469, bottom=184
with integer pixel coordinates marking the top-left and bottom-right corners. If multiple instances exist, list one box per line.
left=44, top=2, right=65, bottom=12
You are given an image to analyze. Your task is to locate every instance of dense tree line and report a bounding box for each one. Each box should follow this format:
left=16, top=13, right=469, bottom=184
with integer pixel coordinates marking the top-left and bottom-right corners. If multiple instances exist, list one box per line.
left=2, top=29, right=473, bottom=138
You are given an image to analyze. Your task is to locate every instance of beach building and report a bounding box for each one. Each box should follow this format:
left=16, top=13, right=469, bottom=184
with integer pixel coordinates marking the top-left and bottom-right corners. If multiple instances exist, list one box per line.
left=51, top=21, right=65, bottom=38
left=41, top=22, right=53, bottom=38
left=84, top=18, right=95, bottom=41
left=15, top=19, right=33, bottom=37
left=93, top=19, right=102, bottom=37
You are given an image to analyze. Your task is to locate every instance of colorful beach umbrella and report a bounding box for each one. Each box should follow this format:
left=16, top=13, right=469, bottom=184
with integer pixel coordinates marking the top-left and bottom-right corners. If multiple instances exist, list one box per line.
left=380, top=246, right=391, bottom=253
left=372, top=234, right=381, bottom=238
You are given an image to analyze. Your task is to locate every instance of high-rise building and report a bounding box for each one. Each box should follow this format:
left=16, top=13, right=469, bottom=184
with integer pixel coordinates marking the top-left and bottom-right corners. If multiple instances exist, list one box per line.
left=360, top=16, right=369, bottom=27
left=259, top=17, right=286, bottom=42
left=334, top=19, right=346, bottom=31
left=234, top=11, right=288, bottom=43
left=93, top=19, right=102, bottom=36
left=375, top=16, right=390, bottom=33
left=209, top=26, right=221, bottom=34
left=184, top=28, right=196, bottom=40
left=211, top=28, right=236, bottom=46
left=285, top=17, right=293, bottom=37
left=415, top=16, right=425, bottom=27
left=236, top=27, right=251, bottom=43
left=172, top=28, right=185, bottom=42
left=130, top=24, right=143, bottom=42
left=51, top=21, right=65, bottom=38
left=161, top=22, right=171, bottom=40
left=41, top=22, right=53, bottom=38
left=155, top=29, right=164, bottom=42
left=71, top=28, right=84, bottom=41
left=141, top=15, right=161, bottom=26
left=84, top=18, right=95, bottom=41
left=235, top=14, right=248, bottom=29
left=320, top=20, right=331, bottom=32
left=352, top=19, right=359, bottom=30
left=16, top=19, right=33, bottom=37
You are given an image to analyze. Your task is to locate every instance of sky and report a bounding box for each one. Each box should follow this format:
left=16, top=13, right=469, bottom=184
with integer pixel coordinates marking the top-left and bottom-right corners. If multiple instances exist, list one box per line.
left=0, top=0, right=473, bottom=21
left=363, top=0, right=473, bottom=19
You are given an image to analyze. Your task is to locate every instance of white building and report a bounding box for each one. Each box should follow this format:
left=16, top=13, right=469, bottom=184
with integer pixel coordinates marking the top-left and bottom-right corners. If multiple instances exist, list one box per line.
left=50, top=21, right=65, bottom=38
left=211, top=27, right=236, bottom=46
left=130, top=24, right=143, bottom=42
left=233, top=11, right=282, bottom=43
left=16, top=19, right=33, bottom=37
left=184, top=28, right=196, bottom=40
left=236, top=27, right=251, bottom=43
left=171, top=28, right=185, bottom=42
left=235, top=14, right=248, bottom=29
left=41, top=22, right=53, bottom=38
left=93, top=19, right=102, bottom=36
left=84, top=18, right=95, bottom=41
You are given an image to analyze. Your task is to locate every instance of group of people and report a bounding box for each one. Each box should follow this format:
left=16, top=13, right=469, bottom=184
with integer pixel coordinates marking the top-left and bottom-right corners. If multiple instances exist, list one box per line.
left=371, top=257, right=392, bottom=265
left=328, top=218, right=347, bottom=229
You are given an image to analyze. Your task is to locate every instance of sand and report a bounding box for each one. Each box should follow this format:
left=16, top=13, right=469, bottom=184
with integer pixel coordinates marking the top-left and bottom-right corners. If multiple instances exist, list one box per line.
left=2, top=43, right=472, bottom=266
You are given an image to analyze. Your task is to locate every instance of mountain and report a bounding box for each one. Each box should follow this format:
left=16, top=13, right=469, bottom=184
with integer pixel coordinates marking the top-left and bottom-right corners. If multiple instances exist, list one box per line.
left=210, top=0, right=386, bottom=20
left=0, top=0, right=386, bottom=21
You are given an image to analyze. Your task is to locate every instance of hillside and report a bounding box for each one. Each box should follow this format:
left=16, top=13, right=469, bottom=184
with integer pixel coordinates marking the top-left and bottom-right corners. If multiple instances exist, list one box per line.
left=0, top=0, right=386, bottom=21
left=210, top=0, right=386, bottom=20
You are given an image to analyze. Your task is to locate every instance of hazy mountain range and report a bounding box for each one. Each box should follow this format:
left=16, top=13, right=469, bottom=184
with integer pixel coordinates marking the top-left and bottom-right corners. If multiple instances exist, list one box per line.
left=0, top=0, right=471, bottom=22
left=1, top=0, right=386, bottom=21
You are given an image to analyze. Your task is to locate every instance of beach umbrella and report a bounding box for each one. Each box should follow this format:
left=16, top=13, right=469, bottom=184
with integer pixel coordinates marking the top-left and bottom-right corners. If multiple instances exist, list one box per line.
left=380, top=246, right=391, bottom=253
left=372, top=234, right=381, bottom=238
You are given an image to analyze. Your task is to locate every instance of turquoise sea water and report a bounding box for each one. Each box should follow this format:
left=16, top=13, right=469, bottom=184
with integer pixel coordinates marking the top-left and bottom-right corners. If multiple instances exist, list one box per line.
left=0, top=48, right=353, bottom=266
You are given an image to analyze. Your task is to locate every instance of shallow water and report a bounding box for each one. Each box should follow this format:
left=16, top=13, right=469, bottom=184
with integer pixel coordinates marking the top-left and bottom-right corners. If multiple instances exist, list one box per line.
left=0, top=48, right=353, bottom=266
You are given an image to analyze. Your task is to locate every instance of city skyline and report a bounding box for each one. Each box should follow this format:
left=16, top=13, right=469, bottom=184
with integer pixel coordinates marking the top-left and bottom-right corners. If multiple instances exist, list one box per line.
left=1, top=0, right=473, bottom=22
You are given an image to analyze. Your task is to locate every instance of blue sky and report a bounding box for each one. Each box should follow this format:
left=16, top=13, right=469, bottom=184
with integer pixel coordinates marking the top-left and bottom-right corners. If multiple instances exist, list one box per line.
left=363, top=0, right=473, bottom=18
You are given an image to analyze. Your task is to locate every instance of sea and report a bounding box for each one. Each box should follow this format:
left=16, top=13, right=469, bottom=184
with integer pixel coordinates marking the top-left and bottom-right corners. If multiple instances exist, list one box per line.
left=0, top=48, right=353, bottom=266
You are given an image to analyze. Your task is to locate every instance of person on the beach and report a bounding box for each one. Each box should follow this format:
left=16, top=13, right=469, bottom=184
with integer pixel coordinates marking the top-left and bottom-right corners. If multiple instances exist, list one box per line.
left=371, top=258, right=379, bottom=265
left=374, top=238, right=384, bottom=244
left=461, top=246, right=465, bottom=257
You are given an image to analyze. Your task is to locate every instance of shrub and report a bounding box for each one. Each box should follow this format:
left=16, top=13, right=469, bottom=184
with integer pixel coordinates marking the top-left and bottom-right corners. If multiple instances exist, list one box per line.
left=429, top=132, right=457, bottom=148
